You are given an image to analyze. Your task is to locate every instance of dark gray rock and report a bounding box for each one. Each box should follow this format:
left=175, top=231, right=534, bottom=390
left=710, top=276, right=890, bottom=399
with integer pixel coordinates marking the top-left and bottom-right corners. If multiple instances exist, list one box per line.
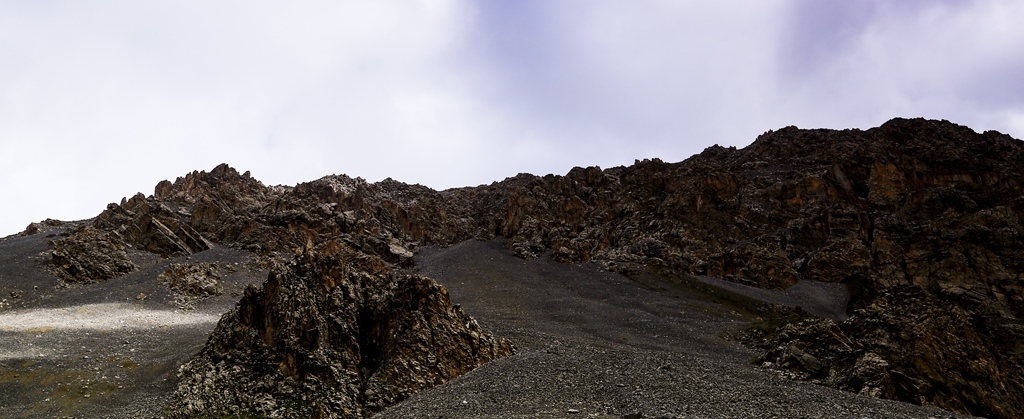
left=29, top=117, right=1024, bottom=418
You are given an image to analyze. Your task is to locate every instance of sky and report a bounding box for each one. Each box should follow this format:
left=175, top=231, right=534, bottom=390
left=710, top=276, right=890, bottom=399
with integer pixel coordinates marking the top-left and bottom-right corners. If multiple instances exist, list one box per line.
left=2, top=0, right=1023, bottom=236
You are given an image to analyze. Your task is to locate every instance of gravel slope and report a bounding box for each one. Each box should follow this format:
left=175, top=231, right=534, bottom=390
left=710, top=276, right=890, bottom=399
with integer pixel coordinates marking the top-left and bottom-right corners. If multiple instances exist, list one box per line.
left=0, top=230, right=981, bottom=418
left=0, top=303, right=220, bottom=333
left=376, top=239, right=973, bottom=419
left=0, top=229, right=266, bottom=419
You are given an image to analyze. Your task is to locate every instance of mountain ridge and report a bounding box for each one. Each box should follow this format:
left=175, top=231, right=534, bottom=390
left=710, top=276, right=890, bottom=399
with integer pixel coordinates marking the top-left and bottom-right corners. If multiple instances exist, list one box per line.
left=6, top=117, right=1024, bottom=418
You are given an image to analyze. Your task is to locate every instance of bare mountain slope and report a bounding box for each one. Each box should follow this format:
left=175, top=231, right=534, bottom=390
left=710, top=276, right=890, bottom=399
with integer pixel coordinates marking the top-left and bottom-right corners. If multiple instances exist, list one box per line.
left=2, top=117, right=1023, bottom=418
left=378, top=238, right=968, bottom=418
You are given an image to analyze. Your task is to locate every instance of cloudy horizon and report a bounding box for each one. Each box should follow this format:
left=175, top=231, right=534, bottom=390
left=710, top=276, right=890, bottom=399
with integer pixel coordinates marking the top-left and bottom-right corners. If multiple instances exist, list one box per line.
left=2, top=0, right=1023, bottom=236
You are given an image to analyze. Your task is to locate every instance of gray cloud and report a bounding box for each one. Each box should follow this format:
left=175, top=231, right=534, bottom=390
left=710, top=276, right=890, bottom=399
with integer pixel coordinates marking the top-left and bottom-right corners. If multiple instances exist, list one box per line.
left=469, top=1, right=789, bottom=160
left=775, top=0, right=1024, bottom=128
left=1, top=1, right=1023, bottom=236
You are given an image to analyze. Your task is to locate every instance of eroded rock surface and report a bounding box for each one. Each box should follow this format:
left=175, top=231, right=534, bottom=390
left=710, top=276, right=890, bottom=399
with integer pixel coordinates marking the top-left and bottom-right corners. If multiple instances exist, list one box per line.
left=48, top=225, right=138, bottom=284
left=752, top=287, right=1017, bottom=418
left=167, top=242, right=512, bottom=419
left=159, top=263, right=224, bottom=297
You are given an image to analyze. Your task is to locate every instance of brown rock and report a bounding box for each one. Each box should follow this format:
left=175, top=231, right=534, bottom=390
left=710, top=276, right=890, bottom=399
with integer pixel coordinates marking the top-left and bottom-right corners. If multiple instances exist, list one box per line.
left=159, top=263, right=223, bottom=297
left=17, top=218, right=63, bottom=236
left=167, top=242, right=512, bottom=419
left=752, top=286, right=1022, bottom=418
left=48, top=226, right=138, bottom=284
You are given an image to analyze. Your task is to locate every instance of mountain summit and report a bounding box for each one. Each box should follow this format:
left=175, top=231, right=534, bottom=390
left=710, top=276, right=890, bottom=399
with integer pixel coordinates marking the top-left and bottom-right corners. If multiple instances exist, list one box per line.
left=2, top=117, right=1021, bottom=418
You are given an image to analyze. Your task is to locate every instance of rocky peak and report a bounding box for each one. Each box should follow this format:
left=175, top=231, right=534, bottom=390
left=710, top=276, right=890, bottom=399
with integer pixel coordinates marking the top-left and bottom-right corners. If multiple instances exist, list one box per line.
left=155, top=163, right=267, bottom=200
left=292, top=174, right=368, bottom=203
left=168, top=242, right=512, bottom=418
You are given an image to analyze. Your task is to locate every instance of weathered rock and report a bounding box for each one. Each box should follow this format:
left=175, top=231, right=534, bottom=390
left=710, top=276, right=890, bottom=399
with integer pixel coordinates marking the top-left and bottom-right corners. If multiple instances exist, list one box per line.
left=439, top=119, right=1024, bottom=418
left=167, top=242, right=512, bottom=419
left=752, top=286, right=1023, bottom=418
left=159, top=263, right=224, bottom=297
left=18, top=218, right=64, bottom=236
left=440, top=119, right=1024, bottom=303
left=94, top=193, right=215, bottom=257
left=48, top=226, right=138, bottom=284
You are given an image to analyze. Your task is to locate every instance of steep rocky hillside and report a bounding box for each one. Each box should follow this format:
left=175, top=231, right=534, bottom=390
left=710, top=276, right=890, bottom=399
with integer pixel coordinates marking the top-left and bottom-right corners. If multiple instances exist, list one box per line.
left=39, top=117, right=1024, bottom=418
left=468, top=118, right=1024, bottom=418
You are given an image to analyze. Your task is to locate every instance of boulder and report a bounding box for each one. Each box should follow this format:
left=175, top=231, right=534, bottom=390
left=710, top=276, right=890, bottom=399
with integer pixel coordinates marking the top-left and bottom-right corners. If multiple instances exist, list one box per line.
left=48, top=226, right=138, bottom=284
left=159, top=263, right=223, bottom=297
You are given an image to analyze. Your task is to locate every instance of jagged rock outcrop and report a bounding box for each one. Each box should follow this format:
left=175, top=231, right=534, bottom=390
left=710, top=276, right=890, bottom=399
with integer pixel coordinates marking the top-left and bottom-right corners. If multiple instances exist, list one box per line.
left=48, top=225, right=138, bottom=284
left=82, top=164, right=460, bottom=264
left=18, top=218, right=65, bottom=236
left=443, top=119, right=1024, bottom=298
left=159, top=263, right=224, bottom=297
left=57, top=122, right=1024, bottom=295
left=167, top=242, right=512, bottom=419
left=691, top=120, right=1022, bottom=419
left=93, top=192, right=214, bottom=257
left=752, top=286, right=1018, bottom=417
left=438, top=118, right=1024, bottom=418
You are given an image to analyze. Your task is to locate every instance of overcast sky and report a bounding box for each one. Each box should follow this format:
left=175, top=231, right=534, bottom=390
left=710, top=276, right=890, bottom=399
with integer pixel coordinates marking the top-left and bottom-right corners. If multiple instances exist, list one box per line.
left=2, top=0, right=1023, bottom=236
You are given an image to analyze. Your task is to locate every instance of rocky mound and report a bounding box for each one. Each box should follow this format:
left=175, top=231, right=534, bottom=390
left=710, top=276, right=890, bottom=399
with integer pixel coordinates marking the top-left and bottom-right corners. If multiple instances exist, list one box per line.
left=752, top=286, right=1014, bottom=417
left=48, top=225, right=138, bottom=284
left=167, top=242, right=512, bottom=418
left=159, top=262, right=225, bottom=297
left=18, top=218, right=66, bottom=237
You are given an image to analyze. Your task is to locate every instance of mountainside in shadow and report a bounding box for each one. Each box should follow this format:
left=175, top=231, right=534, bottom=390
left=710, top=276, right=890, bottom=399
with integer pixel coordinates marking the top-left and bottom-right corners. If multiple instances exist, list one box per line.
left=18, top=117, right=1024, bottom=418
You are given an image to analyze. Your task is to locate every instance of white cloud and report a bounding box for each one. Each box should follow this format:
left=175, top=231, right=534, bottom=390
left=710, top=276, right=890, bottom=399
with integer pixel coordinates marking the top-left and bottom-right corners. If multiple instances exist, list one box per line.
left=466, top=0, right=793, bottom=170
left=2, top=1, right=1024, bottom=236
left=776, top=0, right=1024, bottom=133
left=0, top=0, right=516, bottom=235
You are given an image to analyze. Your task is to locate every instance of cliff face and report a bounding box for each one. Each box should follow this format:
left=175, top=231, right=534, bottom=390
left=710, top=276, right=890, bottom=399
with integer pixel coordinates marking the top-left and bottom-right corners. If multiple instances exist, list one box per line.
left=466, top=118, right=1024, bottom=418
left=459, top=118, right=1024, bottom=294
left=44, top=117, right=1024, bottom=418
